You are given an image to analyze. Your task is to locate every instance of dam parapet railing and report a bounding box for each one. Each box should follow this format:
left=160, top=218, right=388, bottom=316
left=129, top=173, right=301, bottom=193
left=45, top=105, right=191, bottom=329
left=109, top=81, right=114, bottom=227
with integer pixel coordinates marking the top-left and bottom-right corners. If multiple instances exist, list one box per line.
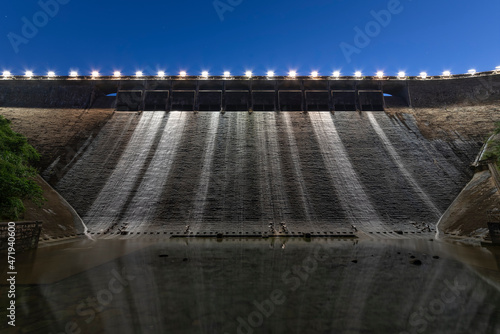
left=0, top=72, right=499, bottom=112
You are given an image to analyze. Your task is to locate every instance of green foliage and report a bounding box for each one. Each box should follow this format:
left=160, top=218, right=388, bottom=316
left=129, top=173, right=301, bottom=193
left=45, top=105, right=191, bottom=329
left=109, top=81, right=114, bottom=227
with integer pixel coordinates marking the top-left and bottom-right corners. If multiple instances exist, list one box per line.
left=484, top=141, right=500, bottom=163
left=494, top=121, right=500, bottom=135
left=482, top=122, right=500, bottom=173
left=0, top=115, right=44, bottom=220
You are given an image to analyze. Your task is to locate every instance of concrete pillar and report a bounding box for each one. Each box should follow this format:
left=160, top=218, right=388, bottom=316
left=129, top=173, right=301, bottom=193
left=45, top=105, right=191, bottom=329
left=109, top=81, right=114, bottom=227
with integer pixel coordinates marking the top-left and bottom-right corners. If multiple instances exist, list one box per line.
left=167, top=80, right=172, bottom=112
left=249, top=80, right=254, bottom=112
left=140, top=80, right=147, bottom=111
left=301, top=80, right=306, bottom=112
left=194, top=80, right=200, bottom=112
left=354, top=81, right=360, bottom=112
left=274, top=80, right=280, bottom=112
left=328, top=80, right=333, bottom=112
left=221, top=80, right=226, bottom=112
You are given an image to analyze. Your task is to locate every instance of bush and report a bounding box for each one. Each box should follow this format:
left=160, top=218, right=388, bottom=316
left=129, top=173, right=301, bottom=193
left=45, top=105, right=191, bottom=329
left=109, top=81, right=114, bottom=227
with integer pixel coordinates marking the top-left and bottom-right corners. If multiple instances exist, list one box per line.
left=0, top=115, right=44, bottom=220
left=482, top=122, right=500, bottom=171
left=485, top=142, right=500, bottom=164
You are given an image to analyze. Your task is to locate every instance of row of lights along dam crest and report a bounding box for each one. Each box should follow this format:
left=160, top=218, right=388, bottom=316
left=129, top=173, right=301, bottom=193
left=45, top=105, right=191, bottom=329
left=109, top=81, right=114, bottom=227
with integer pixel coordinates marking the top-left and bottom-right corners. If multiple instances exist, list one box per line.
left=2, top=67, right=500, bottom=79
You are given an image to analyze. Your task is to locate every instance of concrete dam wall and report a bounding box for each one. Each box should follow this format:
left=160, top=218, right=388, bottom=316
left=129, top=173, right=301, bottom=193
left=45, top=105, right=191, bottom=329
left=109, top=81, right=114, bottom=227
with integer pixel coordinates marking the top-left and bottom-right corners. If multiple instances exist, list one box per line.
left=1, top=74, right=499, bottom=237
left=2, top=75, right=500, bottom=334
left=50, top=110, right=480, bottom=236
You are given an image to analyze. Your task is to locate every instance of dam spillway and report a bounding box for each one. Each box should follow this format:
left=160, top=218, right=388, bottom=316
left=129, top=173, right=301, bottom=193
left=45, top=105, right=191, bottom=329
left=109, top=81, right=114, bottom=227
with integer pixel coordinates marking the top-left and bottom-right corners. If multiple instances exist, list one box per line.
left=52, top=110, right=478, bottom=237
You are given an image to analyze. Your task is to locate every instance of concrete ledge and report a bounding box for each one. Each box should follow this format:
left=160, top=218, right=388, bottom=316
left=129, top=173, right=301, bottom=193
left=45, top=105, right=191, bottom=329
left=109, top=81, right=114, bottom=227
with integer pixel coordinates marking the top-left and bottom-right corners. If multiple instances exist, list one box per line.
left=1, top=73, right=498, bottom=111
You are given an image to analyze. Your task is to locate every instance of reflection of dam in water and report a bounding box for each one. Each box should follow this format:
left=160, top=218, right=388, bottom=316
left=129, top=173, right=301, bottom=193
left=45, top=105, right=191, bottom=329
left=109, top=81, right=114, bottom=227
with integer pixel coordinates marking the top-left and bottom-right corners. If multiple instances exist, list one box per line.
left=55, top=110, right=477, bottom=236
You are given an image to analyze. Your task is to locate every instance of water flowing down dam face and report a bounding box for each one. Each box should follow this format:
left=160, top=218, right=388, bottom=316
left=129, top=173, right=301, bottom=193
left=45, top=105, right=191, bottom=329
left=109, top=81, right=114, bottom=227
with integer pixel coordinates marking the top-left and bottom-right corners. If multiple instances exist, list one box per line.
left=54, top=111, right=478, bottom=236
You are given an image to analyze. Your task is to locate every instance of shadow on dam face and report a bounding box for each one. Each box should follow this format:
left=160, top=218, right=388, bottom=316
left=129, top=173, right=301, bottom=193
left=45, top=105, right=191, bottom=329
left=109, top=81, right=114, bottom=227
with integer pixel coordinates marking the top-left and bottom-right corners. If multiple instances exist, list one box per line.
left=52, top=110, right=479, bottom=237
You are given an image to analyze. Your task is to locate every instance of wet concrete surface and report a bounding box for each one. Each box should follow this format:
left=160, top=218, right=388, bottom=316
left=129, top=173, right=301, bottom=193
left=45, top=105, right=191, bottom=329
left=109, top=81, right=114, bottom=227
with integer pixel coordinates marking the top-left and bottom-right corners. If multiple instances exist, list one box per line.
left=53, top=111, right=480, bottom=237
left=1, top=238, right=499, bottom=334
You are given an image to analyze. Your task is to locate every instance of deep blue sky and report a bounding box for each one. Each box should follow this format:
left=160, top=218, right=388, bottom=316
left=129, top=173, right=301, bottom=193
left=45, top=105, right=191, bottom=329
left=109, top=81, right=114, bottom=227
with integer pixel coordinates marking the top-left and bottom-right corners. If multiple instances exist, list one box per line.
left=1, top=0, right=499, bottom=76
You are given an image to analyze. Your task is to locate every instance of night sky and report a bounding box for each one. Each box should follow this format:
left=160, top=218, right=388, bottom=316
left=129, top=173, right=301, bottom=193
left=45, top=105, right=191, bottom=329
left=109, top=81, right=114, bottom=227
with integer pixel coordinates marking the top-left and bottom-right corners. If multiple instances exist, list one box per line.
left=1, top=0, right=499, bottom=76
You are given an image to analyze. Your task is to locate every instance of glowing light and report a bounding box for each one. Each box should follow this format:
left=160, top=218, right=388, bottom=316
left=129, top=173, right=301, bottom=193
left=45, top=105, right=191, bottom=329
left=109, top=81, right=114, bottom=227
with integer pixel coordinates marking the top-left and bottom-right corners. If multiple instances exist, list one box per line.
left=288, top=70, right=297, bottom=78
left=311, top=71, right=319, bottom=78
left=376, top=71, right=384, bottom=78
left=267, top=71, right=275, bottom=77
left=354, top=71, right=362, bottom=78
left=201, top=71, right=209, bottom=78
left=398, top=71, right=406, bottom=79
left=179, top=71, right=187, bottom=77
left=70, top=71, right=78, bottom=77
left=25, top=71, right=34, bottom=78
left=245, top=71, right=253, bottom=78
left=332, top=71, right=341, bottom=78
left=442, top=71, right=451, bottom=77
left=2, top=71, right=12, bottom=78
left=157, top=71, right=165, bottom=77
left=223, top=71, right=231, bottom=78
left=135, top=71, right=143, bottom=77
left=47, top=71, right=56, bottom=78
left=91, top=71, right=100, bottom=78
left=468, top=69, right=476, bottom=75
left=420, top=72, right=428, bottom=79
left=113, top=71, right=121, bottom=77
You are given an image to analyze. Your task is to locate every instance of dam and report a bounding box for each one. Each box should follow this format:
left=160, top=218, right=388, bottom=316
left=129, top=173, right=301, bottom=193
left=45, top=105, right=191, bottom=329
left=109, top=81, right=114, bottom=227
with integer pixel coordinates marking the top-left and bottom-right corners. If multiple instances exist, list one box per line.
left=0, top=71, right=499, bottom=333
left=1, top=71, right=497, bottom=237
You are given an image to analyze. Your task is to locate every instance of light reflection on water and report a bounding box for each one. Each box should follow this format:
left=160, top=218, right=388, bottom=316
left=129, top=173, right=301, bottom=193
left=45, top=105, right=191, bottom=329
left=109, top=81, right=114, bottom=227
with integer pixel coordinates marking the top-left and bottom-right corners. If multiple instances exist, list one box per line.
left=1, top=238, right=499, bottom=334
